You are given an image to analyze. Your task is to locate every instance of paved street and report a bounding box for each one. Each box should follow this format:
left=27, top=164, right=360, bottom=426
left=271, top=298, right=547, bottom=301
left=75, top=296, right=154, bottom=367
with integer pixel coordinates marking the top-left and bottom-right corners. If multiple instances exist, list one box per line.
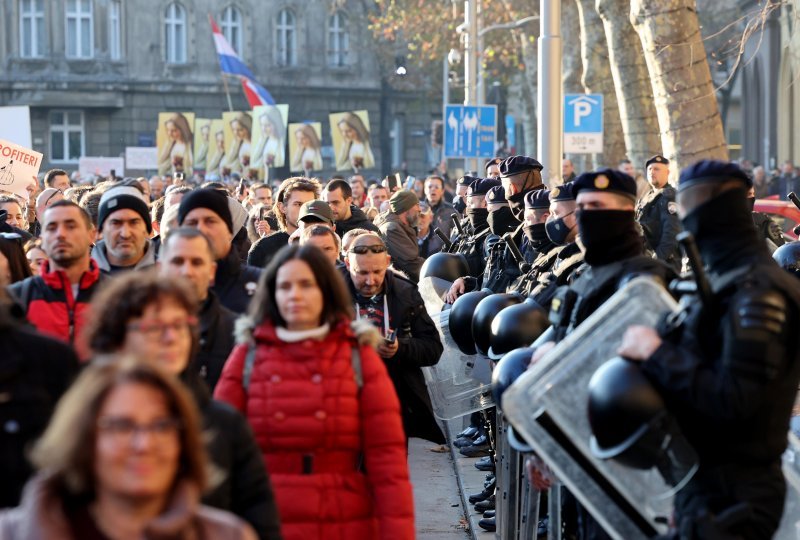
left=409, top=437, right=471, bottom=539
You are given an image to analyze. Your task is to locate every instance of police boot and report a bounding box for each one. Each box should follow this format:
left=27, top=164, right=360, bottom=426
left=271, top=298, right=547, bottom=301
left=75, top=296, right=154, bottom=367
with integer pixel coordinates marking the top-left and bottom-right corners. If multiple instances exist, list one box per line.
left=478, top=516, right=496, bottom=532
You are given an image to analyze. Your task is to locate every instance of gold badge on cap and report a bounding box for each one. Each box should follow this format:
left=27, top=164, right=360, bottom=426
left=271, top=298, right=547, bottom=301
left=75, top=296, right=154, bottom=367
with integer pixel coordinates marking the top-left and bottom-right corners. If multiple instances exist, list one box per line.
left=551, top=187, right=560, bottom=199
left=594, top=175, right=610, bottom=189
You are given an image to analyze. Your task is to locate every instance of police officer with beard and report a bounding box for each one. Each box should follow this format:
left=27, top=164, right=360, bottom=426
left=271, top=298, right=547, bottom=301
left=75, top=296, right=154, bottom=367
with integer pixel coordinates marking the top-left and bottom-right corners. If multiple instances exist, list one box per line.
left=636, top=155, right=682, bottom=271
left=619, top=161, right=800, bottom=539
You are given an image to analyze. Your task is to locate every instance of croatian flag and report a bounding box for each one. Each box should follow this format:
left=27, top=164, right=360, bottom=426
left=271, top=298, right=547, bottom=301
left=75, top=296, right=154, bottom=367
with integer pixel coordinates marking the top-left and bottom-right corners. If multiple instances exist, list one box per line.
left=209, top=15, right=275, bottom=106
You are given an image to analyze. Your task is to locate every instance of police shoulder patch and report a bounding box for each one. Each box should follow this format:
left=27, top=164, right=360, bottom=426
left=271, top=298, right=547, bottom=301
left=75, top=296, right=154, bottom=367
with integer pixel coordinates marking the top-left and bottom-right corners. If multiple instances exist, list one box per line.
left=667, top=202, right=678, bottom=215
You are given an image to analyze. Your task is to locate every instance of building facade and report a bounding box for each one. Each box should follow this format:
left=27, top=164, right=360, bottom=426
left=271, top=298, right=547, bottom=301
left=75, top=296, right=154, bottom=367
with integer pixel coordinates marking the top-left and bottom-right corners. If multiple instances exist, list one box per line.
left=0, top=0, right=440, bottom=179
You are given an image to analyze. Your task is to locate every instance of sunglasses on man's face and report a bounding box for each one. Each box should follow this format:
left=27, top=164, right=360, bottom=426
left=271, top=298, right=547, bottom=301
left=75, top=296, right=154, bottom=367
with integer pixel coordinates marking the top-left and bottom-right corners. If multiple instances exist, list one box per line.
left=349, top=244, right=387, bottom=255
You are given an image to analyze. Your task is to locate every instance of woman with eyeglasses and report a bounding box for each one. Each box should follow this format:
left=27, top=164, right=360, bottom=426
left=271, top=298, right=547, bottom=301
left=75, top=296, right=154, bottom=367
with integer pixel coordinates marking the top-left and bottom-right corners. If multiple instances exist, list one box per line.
left=0, top=358, right=257, bottom=539
left=82, top=271, right=281, bottom=540
left=214, top=244, right=414, bottom=540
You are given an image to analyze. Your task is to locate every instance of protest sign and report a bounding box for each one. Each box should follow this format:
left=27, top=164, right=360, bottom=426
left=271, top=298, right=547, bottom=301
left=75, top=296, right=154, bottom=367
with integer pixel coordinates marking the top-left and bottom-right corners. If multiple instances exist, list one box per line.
left=0, top=138, right=43, bottom=201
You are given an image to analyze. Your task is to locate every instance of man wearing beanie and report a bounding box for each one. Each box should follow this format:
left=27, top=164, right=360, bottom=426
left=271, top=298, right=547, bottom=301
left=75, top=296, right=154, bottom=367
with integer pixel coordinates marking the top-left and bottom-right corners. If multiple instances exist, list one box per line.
left=374, top=189, right=425, bottom=282
left=178, top=188, right=261, bottom=314
left=92, top=184, right=156, bottom=275
left=619, top=160, right=800, bottom=538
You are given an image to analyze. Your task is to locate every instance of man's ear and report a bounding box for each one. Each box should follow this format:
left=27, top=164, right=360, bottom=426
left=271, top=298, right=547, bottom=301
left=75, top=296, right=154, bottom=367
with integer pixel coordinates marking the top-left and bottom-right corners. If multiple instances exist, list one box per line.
left=344, top=256, right=351, bottom=270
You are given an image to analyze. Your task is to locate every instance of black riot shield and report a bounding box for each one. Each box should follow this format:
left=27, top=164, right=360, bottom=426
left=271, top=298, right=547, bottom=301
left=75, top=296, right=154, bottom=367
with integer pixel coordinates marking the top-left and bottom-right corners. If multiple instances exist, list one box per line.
left=503, top=277, right=683, bottom=539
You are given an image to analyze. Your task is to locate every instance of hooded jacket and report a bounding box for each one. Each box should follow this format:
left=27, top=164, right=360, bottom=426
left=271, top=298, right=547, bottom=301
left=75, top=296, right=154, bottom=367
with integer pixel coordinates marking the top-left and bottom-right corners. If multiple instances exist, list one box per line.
left=374, top=212, right=425, bottom=283
left=214, top=318, right=414, bottom=540
left=335, top=205, right=380, bottom=238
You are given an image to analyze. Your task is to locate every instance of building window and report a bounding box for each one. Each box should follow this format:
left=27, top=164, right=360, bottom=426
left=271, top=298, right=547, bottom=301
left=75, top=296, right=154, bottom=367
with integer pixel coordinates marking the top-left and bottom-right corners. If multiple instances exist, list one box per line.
left=275, top=8, right=296, bottom=67
left=65, top=0, right=94, bottom=59
left=19, top=0, right=46, bottom=58
left=164, top=2, right=187, bottom=64
left=221, top=5, right=243, bottom=56
left=327, top=11, right=349, bottom=67
left=109, top=0, right=122, bottom=60
left=50, top=111, right=85, bottom=163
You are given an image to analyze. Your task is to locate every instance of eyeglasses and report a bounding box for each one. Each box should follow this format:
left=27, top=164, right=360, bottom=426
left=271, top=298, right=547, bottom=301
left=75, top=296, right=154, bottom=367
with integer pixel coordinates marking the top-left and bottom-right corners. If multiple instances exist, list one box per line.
left=97, top=416, right=182, bottom=445
left=349, top=245, right=387, bottom=255
left=126, top=316, right=197, bottom=339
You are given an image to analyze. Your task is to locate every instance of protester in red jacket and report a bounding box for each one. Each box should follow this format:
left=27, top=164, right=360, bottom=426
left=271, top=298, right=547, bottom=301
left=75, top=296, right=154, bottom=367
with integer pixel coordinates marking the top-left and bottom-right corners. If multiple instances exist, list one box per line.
left=214, top=244, right=414, bottom=540
left=8, top=201, right=102, bottom=356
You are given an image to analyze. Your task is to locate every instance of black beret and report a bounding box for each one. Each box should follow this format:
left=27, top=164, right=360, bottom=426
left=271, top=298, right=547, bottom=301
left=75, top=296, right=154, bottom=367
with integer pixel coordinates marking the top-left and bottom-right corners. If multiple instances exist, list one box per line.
left=178, top=188, right=234, bottom=232
left=645, top=154, right=669, bottom=168
left=678, top=159, right=752, bottom=192
left=459, top=174, right=481, bottom=187
left=467, top=177, right=501, bottom=197
left=573, top=169, right=637, bottom=202
left=486, top=185, right=507, bottom=204
left=549, top=182, right=575, bottom=202
left=484, top=157, right=503, bottom=172
left=499, top=155, right=543, bottom=178
left=525, top=189, right=551, bottom=210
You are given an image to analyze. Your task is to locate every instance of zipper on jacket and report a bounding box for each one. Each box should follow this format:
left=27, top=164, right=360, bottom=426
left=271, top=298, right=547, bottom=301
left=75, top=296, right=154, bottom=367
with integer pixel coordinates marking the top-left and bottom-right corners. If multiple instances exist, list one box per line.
left=60, top=272, right=76, bottom=344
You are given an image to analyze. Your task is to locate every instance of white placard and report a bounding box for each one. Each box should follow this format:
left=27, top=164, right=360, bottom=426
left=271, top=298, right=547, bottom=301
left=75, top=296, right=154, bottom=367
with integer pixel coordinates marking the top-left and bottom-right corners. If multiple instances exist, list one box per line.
left=0, top=138, right=43, bottom=201
left=0, top=106, right=32, bottom=148
left=79, top=157, right=125, bottom=178
left=125, top=147, right=158, bottom=171
left=564, top=133, right=603, bottom=154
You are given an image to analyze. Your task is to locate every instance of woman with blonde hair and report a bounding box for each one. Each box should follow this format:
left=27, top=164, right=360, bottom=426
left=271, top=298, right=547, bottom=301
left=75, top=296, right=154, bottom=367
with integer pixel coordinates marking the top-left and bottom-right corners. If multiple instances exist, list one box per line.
left=0, top=359, right=257, bottom=539
left=252, top=107, right=286, bottom=170
left=221, top=113, right=253, bottom=176
left=335, top=112, right=375, bottom=171
left=157, top=113, right=193, bottom=175
left=214, top=244, right=414, bottom=540
left=290, top=124, right=323, bottom=172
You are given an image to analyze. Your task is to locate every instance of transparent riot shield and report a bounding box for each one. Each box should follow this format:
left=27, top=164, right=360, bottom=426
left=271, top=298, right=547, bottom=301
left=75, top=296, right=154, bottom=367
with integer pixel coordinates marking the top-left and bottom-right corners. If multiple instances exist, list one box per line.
left=419, top=276, right=495, bottom=420
left=503, top=277, right=681, bottom=539
left=774, top=431, right=800, bottom=538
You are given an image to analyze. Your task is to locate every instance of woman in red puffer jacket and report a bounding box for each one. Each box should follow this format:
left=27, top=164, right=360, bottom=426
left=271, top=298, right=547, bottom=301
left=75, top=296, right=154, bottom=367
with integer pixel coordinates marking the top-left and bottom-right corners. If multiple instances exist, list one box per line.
left=214, top=244, right=414, bottom=540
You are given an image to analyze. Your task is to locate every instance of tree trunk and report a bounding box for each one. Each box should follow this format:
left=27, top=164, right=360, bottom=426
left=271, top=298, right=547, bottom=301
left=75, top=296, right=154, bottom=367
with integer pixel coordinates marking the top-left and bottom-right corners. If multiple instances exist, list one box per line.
left=562, top=0, right=592, bottom=174
left=596, top=0, right=662, bottom=170
left=575, top=0, right=627, bottom=169
left=630, top=0, right=729, bottom=173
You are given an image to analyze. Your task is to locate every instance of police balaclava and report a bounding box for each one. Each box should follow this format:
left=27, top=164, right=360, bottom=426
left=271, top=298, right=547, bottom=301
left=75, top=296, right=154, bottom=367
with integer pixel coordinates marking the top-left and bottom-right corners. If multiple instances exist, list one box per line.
left=679, top=160, right=758, bottom=271
left=466, top=207, right=489, bottom=231
left=485, top=185, right=518, bottom=236
left=522, top=189, right=552, bottom=250
left=454, top=197, right=467, bottom=215
left=573, top=170, right=642, bottom=266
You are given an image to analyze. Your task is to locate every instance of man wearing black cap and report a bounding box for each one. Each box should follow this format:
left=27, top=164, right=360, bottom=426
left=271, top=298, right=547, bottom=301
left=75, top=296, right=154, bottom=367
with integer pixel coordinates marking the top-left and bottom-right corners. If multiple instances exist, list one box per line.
left=485, top=157, right=503, bottom=178
left=619, top=160, right=800, bottom=538
left=374, top=189, right=426, bottom=282
left=178, top=188, right=261, bottom=313
left=92, top=184, right=156, bottom=275
left=636, top=155, right=681, bottom=271
left=452, top=174, right=476, bottom=217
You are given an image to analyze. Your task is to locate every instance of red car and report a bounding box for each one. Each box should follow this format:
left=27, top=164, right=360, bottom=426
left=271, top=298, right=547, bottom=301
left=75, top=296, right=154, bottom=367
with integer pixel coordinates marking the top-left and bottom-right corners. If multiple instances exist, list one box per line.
left=754, top=197, right=800, bottom=240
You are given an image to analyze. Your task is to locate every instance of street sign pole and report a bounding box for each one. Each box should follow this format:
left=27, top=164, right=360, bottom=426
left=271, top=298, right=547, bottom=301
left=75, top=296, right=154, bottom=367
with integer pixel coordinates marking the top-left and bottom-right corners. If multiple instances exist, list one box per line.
left=464, top=0, right=479, bottom=172
left=538, top=0, right=563, bottom=187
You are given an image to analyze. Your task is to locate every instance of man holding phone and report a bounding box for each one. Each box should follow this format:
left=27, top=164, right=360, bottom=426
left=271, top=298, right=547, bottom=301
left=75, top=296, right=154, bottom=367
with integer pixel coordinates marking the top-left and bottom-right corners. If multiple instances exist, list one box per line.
left=342, top=232, right=445, bottom=444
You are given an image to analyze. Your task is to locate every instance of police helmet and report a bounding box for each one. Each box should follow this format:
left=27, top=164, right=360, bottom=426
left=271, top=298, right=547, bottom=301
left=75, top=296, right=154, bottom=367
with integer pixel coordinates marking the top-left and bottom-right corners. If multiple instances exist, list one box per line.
left=773, top=241, right=800, bottom=279
left=488, top=299, right=549, bottom=360
left=472, top=293, right=524, bottom=356
left=449, top=289, right=492, bottom=355
left=588, top=357, right=697, bottom=486
left=491, top=347, right=533, bottom=409
left=419, top=252, right=470, bottom=282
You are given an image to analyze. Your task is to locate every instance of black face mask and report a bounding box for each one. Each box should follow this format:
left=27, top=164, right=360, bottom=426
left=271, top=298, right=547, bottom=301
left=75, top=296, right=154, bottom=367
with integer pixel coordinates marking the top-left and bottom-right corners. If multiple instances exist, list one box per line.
left=545, top=212, right=575, bottom=246
left=523, top=223, right=552, bottom=251
left=747, top=196, right=756, bottom=212
left=577, top=209, right=642, bottom=266
left=454, top=197, right=467, bottom=215
left=507, top=192, right=528, bottom=220
left=487, top=206, right=519, bottom=236
left=466, top=207, right=489, bottom=230
left=681, top=188, right=761, bottom=271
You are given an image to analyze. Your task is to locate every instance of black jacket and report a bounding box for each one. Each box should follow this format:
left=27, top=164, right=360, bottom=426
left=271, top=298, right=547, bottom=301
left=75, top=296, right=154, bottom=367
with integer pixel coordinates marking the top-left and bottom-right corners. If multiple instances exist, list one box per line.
left=0, top=307, right=79, bottom=508
left=343, top=269, right=445, bottom=443
left=247, top=231, right=290, bottom=269
left=335, top=205, right=380, bottom=238
left=636, top=186, right=682, bottom=270
left=213, top=247, right=261, bottom=314
left=196, top=291, right=237, bottom=392
left=182, top=371, right=282, bottom=540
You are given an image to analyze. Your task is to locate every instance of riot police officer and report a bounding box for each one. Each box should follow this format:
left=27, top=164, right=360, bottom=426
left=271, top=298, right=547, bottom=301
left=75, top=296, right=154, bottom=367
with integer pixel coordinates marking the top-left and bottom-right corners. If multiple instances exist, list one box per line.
left=619, top=160, right=800, bottom=539
left=510, top=189, right=556, bottom=294
left=636, top=155, right=681, bottom=271
left=455, top=177, right=501, bottom=278
left=747, top=185, right=785, bottom=252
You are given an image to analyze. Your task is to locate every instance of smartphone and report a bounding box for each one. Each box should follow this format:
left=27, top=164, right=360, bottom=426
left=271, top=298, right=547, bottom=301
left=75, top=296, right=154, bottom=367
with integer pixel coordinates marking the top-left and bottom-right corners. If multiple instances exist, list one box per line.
left=175, top=172, right=184, bottom=182
left=259, top=206, right=267, bottom=221
left=384, top=329, right=396, bottom=344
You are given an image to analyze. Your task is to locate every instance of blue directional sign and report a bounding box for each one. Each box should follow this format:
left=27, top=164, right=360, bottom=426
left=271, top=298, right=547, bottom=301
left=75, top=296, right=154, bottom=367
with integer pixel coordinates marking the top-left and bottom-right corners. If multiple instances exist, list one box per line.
left=564, top=94, right=603, bottom=153
left=444, top=105, right=497, bottom=159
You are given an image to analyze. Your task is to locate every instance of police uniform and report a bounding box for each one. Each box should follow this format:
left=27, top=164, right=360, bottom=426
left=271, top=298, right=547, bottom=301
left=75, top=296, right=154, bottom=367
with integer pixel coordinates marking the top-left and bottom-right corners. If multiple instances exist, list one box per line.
left=636, top=155, right=682, bottom=271
left=640, top=161, right=800, bottom=538
left=751, top=211, right=785, bottom=252
left=480, top=186, right=522, bottom=293
left=455, top=178, right=501, bottom=278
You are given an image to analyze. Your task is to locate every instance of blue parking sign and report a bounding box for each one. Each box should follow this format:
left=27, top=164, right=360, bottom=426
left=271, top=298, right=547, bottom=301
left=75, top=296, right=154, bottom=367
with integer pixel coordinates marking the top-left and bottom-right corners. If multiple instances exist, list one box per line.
left=444, top=105, right=497, bottom=159
left=564, top=94, right=603, bottom=153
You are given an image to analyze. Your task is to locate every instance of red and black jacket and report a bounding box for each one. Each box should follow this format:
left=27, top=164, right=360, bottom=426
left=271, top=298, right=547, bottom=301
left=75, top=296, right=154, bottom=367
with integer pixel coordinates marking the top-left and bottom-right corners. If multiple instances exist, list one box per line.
left=8, top=260, right=104, bottom=354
